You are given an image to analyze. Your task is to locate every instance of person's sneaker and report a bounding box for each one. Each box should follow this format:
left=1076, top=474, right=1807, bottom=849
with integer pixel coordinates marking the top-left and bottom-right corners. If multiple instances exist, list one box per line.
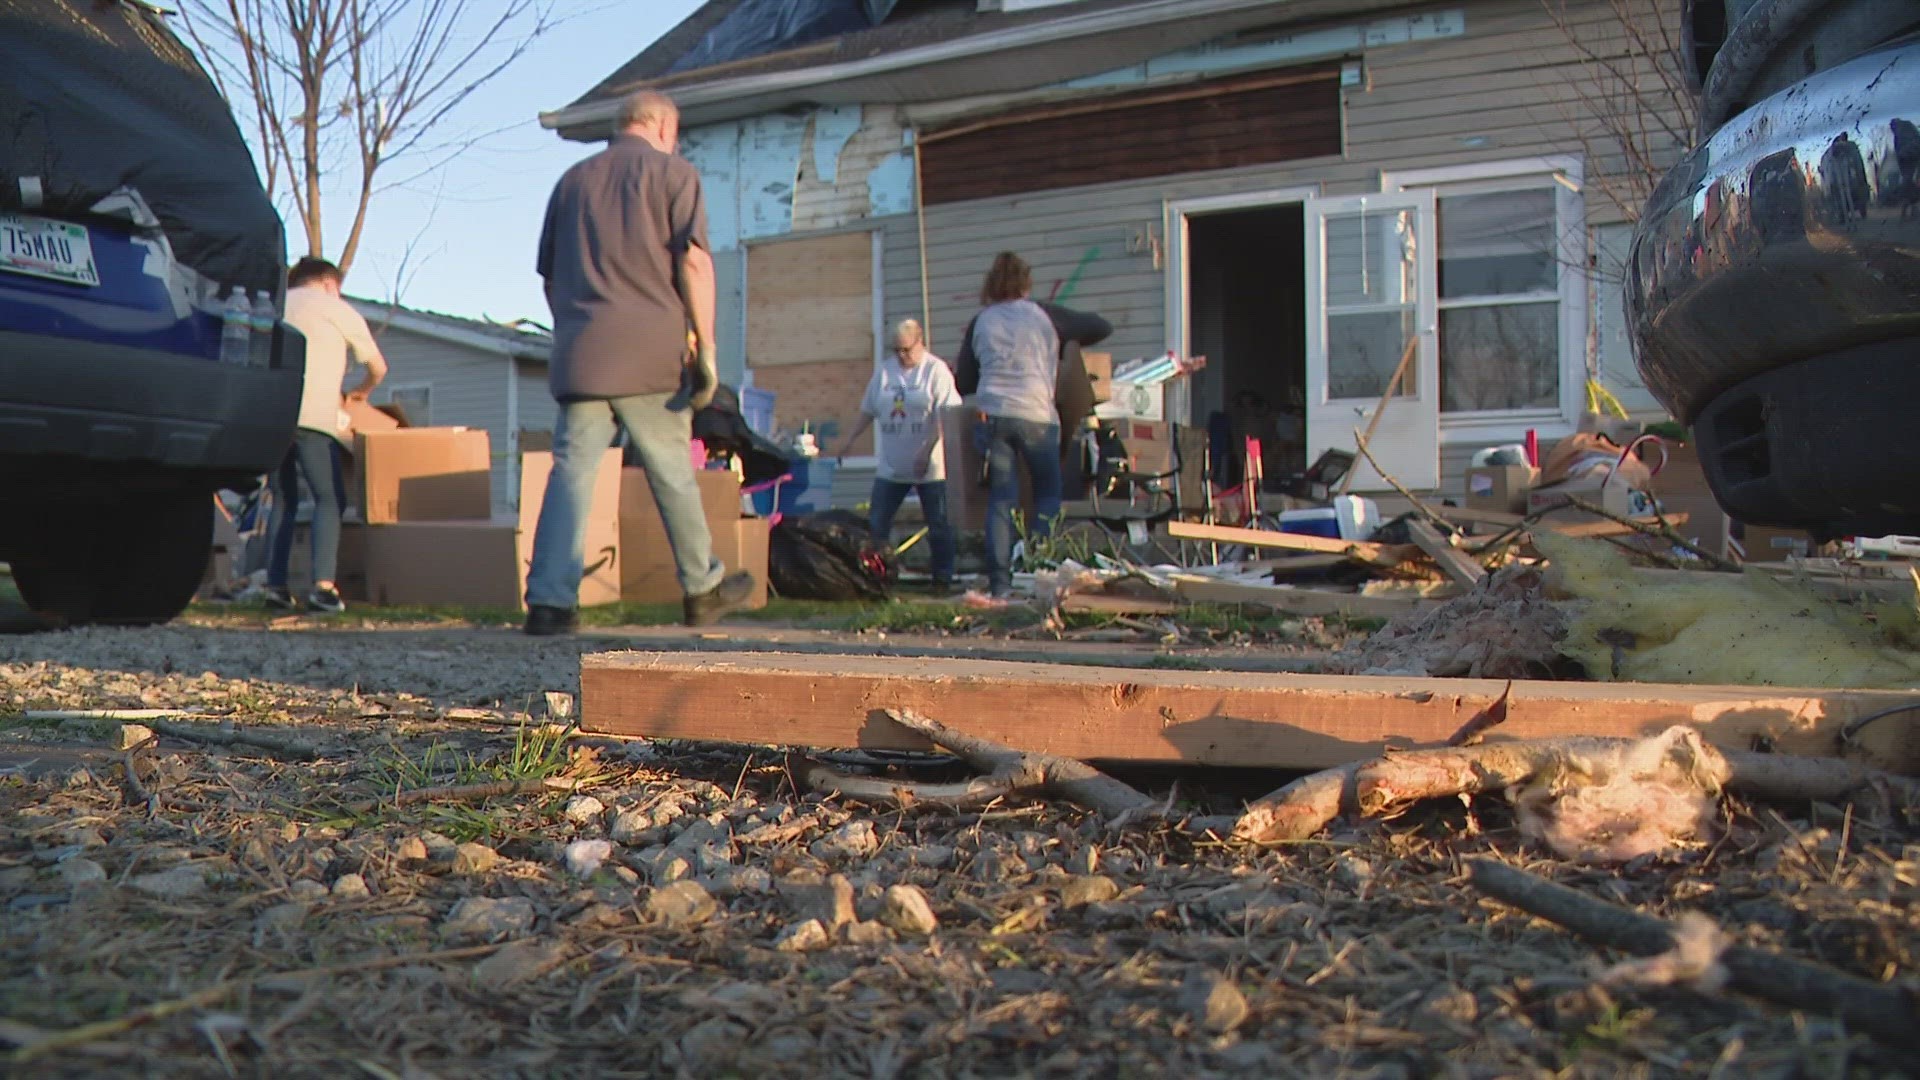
left=524, top=605, right=579, bottom=637
left=261, top=586, right=298, bottom=611
left=306, top=585, right=346, bottom=614
left=684, top=571, right=757, bottom=627
left=928, top=578, right=957, bottom=597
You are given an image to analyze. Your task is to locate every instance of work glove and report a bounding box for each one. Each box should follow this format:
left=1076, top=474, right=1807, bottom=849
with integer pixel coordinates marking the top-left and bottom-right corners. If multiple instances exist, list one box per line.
left=669, top=344, right=720, bottom=413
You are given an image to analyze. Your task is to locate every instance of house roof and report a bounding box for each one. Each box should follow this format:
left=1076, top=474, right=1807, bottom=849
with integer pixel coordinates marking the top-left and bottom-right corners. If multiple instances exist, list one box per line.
left=544, top=0, right=1402, bottom=137
left=347, top=297, right=552, bottom=364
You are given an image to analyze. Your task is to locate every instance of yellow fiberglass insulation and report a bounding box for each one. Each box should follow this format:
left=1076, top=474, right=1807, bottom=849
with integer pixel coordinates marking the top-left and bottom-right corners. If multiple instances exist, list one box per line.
left=1535, top=532, right=1920, bottom=689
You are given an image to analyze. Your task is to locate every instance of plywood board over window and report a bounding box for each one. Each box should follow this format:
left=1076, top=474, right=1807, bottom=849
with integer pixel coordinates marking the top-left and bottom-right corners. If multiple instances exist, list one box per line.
left=746, top=231, right=873, bottom=368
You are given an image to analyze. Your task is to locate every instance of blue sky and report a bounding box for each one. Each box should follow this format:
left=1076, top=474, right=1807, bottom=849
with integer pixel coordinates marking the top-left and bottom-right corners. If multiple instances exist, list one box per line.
left=251, top=0, right=704, bottom=324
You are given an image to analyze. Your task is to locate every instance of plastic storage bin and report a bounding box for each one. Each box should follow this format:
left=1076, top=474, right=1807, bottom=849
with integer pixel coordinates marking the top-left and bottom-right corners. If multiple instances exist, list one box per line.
left=1276, top=495, right=1379, bottom=541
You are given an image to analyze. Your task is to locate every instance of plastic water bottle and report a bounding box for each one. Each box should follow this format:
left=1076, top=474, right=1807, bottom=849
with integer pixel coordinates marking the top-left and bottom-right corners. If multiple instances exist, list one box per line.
left=249, top=290, right=275, bottom=368
left=218, top=286, right=251, bottom=366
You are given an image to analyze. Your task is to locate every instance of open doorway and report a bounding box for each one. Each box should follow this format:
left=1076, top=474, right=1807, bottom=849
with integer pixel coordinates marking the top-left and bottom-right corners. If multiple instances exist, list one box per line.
left=1185, top=204, right=1307, bottom=491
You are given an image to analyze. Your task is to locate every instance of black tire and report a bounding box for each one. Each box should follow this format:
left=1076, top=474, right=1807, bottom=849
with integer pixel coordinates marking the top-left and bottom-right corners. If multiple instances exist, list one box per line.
left=12, top=491, right=212, bottom=626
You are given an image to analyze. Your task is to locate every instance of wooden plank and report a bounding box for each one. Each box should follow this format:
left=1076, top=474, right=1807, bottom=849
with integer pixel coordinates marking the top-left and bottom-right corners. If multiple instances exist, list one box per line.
left=1167, top=520, right=1409, bottom=564
left=1169, top=576, right=1424, bottom=619
left=1059, top=594, right=1183, bottom=617
left=746, top=232, right=872, bottom=368
left=579, top=651, right=1920, bottom=772
left=1408, top=520, right=1487, bottom=588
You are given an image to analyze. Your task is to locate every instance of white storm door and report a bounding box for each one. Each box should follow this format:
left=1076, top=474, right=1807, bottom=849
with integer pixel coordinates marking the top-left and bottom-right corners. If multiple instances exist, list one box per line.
left=1304, top=190, right=1439, bottom=491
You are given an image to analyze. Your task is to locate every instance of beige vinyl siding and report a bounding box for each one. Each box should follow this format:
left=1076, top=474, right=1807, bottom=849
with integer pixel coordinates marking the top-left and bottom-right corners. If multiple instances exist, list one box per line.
left=872, top=0, right=1686, bottom=488
left=364, top=324, right=558, bottom=514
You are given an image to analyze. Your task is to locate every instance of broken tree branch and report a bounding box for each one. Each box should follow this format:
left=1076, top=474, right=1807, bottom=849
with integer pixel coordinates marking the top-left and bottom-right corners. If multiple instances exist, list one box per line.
left=1234, top=733, right=1920, bottom=844
left=804, top=709, right=1157, bottom=818
left=340, top=776, right=588, bottom=816
left=1560, top=495, right=1741, bottom=572
left=22, top=711, right=322, bottom=760
left=1466, top=859, right=1920, bottom=1047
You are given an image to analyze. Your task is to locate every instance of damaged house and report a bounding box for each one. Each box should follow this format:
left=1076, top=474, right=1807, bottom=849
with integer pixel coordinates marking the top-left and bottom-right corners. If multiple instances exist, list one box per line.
left=539, top=0, right=1692, bottom=497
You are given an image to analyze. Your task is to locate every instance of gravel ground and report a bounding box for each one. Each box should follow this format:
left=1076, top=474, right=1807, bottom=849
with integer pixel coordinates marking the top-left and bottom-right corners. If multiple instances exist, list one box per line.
left=1, top=620, right=1916, bottom=1078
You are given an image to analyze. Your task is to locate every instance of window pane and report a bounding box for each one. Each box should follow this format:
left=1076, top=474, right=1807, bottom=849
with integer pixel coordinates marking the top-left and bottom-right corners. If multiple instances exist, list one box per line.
left=1440, top=302, right=1558, bottom=412
left=1325, top=208, right=1418, bottom=306
left=1439, top=189, right=1556, bottom=299
left=1328, top=309, right=1415, bottom=400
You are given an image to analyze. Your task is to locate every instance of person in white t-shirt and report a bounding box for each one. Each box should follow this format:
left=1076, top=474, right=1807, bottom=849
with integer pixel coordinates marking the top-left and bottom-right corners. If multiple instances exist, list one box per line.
left=839, top=318, right=962, bottom=594
left=264, top=257, right=387, bottom=613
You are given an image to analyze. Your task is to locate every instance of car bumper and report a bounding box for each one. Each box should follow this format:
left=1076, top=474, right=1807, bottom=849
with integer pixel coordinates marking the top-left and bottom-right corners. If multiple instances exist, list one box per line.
left=1627, top=38, right=1920, bottom=422
left=0, top=327, right=304, bottom=483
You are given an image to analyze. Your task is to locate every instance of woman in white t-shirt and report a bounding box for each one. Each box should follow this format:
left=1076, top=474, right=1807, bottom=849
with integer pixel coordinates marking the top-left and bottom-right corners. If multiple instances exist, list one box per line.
left=839, top=319, right=962, bottom=594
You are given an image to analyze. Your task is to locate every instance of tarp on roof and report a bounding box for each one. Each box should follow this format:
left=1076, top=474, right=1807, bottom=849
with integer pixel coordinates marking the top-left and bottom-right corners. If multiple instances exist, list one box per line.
left=667, top=0, right=901, bottom=74
left=0, top=0, right=284, bottom=293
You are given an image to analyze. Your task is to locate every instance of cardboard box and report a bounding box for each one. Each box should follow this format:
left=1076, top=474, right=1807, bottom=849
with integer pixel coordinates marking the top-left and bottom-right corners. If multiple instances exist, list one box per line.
left=362, top=449, right=621, bottom=608
left=344, top=398, right=402, bottom=434
left=1527, top=470, right=1655, bottom=522
left=1465, top=465, right=1539, bottom=515
left=282, top=521, right=368, bottom=597
left=1736, top=524, right=1813, bottom=562
left=1099, top=379, right=1165, bottom=421
left=1082, top=351, right=1112, bottom=405
left=622, top=516, right=770, bottom=607
left=620, top=467, right=744, bottom=541
left=1649, top=442, right=1732, bottom=558
left=356, top=428, right=492, bottom=524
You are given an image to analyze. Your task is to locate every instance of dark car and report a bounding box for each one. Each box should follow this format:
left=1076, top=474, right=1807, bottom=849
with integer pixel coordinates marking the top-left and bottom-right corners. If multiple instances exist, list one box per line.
left=0, top=1, right=303, bottom=625
left=1627, top=1, right=1920, bottom=540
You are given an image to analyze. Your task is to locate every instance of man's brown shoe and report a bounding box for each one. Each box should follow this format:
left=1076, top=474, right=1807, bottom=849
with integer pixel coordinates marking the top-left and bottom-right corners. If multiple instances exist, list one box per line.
left=684, top=571, right=756, bottom=627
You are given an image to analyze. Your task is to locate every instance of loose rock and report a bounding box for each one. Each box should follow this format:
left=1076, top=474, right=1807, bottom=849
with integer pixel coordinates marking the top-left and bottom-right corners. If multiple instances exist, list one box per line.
left=393, top=836, right=430, bottom=863
left=843, top=920, right=893, bottom=947
left=473, top=938, right=570, bottom=990
left=441, top=896, right=537, bottom=941
left=811, top=821, right=878, bottom=862
left=562, top=795, right=606, bottom=826
left=646, top=881, right=718, bottom=928
left=331, top=873, right=372, bottom=900
left=55, top=858, right=107, bottom=891
left=1061, top=875, right=1120, bottom=909
left=127, top=862, right=215, bottom=900
left=783, top=873, right=856, bottom=929
left=452, top=842, right=500, bottom=875
left=608, top=809, right=655, bottom=845
left=564, top=839, right=614, bottom=877
left=1201, top=977, right=1251, bottom=1034
left=879, top=884, right=938, bottom=936
left=115, top=723, right=155, bottom=750
left=288, top=879, right=330, bottom=902
left=774, top=918, right=831, bottom=953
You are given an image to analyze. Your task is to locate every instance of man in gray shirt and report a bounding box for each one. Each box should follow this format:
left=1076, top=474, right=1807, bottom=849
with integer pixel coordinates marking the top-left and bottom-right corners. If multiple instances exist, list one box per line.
left=524, top=89, right=755, bottom=634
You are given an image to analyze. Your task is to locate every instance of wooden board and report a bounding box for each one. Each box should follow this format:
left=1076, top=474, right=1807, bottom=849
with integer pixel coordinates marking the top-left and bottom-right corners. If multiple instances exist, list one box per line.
left=1059, top=594, right=1183, bottom=617
left=745, top=231, right=872, bottom=368
left=579, top=651, right=1920, bottom=773
left=1167, top=521, right=1410, bottom=564
left=1169, top=576, right=1425, bottom=619
left=1408, top=520, right=1487, bottom=588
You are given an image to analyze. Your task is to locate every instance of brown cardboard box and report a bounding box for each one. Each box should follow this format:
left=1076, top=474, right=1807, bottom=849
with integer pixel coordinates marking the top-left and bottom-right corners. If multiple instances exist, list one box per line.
left=620, top=467, right=743, bottom=540
left=622, top=516, right=770, bottom=607
left=1465, top=465, right=1538, bottom=514
left=941, top=406, right=1033, bottom=533
left=283, top=522, right=368, bottom=596
left=1083, top=351, right=1112, bottom=404
left=1527, top=470, right=1655, bottom=522
left=1736, top=524, right=1813, bottom=562
left=344, top=398, right=402, bottom=434
left=1649, top=442, right=1732, bottom=558
left=356, top=428, right=492, bottom=524
left=362, top=449, right=621, bottom=608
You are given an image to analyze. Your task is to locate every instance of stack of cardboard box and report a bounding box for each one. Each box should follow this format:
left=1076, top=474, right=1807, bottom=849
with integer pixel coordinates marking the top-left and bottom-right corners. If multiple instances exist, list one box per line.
left=620, top=467, right=769, bottom=607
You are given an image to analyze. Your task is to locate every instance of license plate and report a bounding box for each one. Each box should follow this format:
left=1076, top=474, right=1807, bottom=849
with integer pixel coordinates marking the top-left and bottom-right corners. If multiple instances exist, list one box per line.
left=0, top=212, right=99, bottom=287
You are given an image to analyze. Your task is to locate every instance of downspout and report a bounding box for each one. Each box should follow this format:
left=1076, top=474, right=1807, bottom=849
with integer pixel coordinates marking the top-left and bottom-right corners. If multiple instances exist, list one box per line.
left=504, top=342, right=520, bottom=513
left=912, top=129, right=932, bottom=344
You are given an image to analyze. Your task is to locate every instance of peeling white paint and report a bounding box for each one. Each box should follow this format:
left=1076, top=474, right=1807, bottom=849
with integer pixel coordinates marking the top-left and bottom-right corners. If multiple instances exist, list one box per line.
left=811, top=105, right=865, bottom=185
left=740, top=113, right=807, bottom=242
left=680, top=124, right=744, bottom=251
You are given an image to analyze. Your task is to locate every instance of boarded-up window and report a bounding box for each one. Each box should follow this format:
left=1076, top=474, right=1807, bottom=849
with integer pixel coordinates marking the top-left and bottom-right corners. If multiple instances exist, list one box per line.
left=920, top=66, right=1343, bottom=205
left=745, top=231, right=872, bottom=368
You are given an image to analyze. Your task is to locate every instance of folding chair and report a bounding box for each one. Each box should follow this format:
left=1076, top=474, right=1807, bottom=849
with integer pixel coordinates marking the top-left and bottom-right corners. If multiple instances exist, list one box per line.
left=1087, top=420, right=1210, bottom=563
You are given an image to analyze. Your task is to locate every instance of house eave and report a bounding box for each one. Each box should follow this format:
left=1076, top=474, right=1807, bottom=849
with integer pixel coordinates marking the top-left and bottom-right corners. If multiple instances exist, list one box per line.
left=540, top=0, right=1391, bottom=139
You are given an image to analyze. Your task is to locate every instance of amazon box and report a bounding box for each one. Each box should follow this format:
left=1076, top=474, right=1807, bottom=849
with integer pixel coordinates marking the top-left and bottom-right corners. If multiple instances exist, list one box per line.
left=622, top=515, right=769, bottom=607
left=362, top=449, right=620, bottom=608
left=355, top=428, right=492, bottom=524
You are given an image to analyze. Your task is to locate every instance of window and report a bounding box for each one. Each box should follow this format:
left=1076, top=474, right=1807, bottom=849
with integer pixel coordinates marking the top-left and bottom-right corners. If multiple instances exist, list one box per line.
left=1435, top=188, right=1562, bottom=413
left=383, top=385, right=432, bottom=426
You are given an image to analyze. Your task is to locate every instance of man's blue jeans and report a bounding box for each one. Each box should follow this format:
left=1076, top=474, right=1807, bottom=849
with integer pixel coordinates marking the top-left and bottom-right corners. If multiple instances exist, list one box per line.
left=526, top=392, right=724, bottom=610
left=981, top=415, right=1062, bottom=596
left=869, top=478, right=955, bottom=583
left=267, top=430, right=345, bottom=589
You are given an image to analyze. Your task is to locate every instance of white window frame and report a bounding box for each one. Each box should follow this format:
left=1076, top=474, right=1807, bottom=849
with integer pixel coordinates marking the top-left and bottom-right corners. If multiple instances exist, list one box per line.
left=380, top=383, right=433, bottom=427
left=1380, top=156, right=1587, bottom=446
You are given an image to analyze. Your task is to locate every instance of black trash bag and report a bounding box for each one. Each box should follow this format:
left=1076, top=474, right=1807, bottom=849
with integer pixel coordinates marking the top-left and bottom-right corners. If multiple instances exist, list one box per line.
left=768, top=510, right=897, bottom=602
left=694, top=383, right=792, bottom=486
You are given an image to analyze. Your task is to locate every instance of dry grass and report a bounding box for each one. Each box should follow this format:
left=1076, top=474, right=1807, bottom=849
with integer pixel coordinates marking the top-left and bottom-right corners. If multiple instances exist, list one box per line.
left=1, top=624, right=1915, bottom=1078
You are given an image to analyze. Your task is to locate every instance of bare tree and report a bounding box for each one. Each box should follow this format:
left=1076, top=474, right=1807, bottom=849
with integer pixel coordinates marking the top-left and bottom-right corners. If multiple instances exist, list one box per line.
left=1542, top=0, right=1700, bottom=228
left=179, top=0, right=555, bottom=274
